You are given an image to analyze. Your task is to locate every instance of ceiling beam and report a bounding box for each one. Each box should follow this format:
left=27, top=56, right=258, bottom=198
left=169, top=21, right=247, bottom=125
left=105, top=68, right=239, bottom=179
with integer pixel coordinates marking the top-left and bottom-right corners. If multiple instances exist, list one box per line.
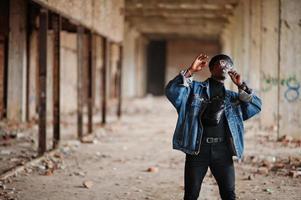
left=126, top=0, right=239, bottom=6
left=131, top=20, right=223, bottom=39
left=125, top=8, right=233, bottom=18
left=142, top=33, right=221, bottom=41
left=127, top=16, right=229, bottom=25
left=126, top=4, right=235, bottom=11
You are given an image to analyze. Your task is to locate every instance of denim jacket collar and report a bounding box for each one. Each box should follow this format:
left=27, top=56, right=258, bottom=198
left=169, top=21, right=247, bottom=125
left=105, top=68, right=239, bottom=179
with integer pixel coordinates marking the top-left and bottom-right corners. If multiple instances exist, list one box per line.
left=201, top=78, right=231, bottom=103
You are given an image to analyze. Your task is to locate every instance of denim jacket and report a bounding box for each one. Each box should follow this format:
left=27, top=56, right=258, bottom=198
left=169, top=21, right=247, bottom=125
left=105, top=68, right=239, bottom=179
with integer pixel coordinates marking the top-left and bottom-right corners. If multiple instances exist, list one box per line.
left=165, top=70, right=262, bottom=160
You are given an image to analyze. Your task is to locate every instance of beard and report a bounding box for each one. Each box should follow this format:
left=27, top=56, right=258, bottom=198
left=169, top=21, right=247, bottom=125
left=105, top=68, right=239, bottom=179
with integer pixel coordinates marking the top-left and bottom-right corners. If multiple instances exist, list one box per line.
left=213, top=73, right=226, bottom=81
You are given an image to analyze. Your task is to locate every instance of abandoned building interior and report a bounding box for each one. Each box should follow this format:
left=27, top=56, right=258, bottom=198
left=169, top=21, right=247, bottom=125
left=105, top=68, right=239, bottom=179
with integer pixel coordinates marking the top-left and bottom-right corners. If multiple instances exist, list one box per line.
left=0, top=0, right=300, bottom=199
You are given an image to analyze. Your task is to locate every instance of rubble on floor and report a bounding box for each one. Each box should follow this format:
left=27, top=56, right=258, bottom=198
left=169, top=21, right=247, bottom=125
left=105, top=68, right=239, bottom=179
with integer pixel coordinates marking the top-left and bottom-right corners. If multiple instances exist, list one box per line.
left=242, top=155, right=301, bottom=178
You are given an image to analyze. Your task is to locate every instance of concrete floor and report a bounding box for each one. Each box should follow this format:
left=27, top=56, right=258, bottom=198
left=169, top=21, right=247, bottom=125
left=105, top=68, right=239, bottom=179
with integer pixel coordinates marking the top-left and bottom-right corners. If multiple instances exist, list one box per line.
left=1, top=96, right=301, bottom=200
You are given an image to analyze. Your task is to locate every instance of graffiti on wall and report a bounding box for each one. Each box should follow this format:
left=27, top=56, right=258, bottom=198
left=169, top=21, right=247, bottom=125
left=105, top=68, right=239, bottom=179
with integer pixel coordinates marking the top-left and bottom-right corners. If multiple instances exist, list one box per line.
left=261, top=73, right=300, bottom=102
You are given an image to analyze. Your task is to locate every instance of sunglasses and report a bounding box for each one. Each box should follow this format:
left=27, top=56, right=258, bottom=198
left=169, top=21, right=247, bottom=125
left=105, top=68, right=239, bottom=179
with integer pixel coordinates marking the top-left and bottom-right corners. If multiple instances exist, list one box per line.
left=219, top=59, right=233, bottom=72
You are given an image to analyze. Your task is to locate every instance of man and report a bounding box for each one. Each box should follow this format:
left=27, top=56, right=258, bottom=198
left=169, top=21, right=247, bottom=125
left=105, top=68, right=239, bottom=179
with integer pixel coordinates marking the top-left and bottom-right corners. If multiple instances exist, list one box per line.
left=165, top=53, right=262, bottom=200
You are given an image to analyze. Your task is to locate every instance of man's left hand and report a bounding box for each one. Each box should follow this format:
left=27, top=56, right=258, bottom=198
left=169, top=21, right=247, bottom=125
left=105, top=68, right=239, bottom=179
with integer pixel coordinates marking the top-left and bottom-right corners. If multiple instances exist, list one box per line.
left=228, top=70, right=242, bottom=87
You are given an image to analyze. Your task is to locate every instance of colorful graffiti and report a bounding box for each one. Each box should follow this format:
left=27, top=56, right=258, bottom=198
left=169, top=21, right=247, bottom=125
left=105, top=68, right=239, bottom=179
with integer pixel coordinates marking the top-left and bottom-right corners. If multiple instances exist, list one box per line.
left=261, top=73, right=300, bottom=102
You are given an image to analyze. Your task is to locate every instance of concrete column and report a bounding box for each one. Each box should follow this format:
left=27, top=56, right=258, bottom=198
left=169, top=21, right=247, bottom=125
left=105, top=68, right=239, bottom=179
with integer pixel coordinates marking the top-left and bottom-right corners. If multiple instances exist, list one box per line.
left=242, top=0, right=251, bottom=81
left=28, top=30, right=38, bottom=120
left=278, top=0, right=301, bottom=139
left=60, top=32, right=78, bottom=114
left=259, top=0, right=280, bottom=130
left=93, top=35, right=103, bottom=110
left=136, top=36, right=148, bottom=97
left=7, top=0, right=27, bottom=121
left=231, top=2, right=244, bottom=74
left=77, top=27, right=84, bottom=139
left=249, top=0, right=262, bottom=93
left=221, top=8, right=241, bottom=91
left=220, top=12, right=235, bottom=90
left=122, top=22, right=139, bottom=98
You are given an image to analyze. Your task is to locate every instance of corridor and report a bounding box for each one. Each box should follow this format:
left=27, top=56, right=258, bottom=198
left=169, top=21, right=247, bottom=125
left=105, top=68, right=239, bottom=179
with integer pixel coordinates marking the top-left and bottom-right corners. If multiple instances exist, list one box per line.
left=1, top=97, right=300, bottom=200
left=0, top=0, right=300, bottom=199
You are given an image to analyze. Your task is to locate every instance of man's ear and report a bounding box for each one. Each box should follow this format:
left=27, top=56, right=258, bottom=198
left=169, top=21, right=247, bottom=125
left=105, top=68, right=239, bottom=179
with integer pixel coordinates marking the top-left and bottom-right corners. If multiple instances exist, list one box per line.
left=209, top=64, right=216, bottom=72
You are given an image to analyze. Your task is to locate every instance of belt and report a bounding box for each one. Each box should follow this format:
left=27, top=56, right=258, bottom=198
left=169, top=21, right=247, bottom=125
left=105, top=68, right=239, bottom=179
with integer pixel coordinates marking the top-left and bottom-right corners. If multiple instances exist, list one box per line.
left=203, top=137, right=225, bottom=143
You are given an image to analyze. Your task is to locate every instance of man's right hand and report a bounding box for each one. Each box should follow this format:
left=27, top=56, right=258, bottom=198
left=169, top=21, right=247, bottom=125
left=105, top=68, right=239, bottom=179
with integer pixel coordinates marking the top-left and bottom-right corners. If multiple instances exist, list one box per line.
left=187, top=53, right=209, bottom=75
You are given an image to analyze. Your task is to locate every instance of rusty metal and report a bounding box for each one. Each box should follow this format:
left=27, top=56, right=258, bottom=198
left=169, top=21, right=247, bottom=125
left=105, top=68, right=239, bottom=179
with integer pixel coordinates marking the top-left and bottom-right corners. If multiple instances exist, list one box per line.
left=87, top=32, right=93, bottom=133
left=52, top=13, right=61, bottom=148
left=91, top=35, right=96, bottom=116
left=77, top=26, right=84, bottom=139
left=117, top=45, right=123, bottom=118
left=25, top=3, right=36, bottom=122
left=25, top=5, right=31, bottom=122
left=0, top=36, right=4, bottom=120
left=101, top=37, right=108, bottom=124
left=38, top=9, right=48, bottom=155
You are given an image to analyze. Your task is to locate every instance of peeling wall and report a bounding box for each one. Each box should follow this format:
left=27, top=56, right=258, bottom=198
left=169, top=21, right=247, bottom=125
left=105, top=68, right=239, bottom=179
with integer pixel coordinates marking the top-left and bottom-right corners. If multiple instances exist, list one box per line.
left=94, top=36, right=104, bottom=110
left=278, top=0, right=301, bottom=138
left=28, top=31, right=79, bottom=120
left=7, top=0, right=124, bottom=122
left=60, top=32, right=78, bottom=115
left=221, top=0, right=301, bottom=139
left=7, top=0, right=28, bottom=122
left=259, top=0, right=279, bottom=129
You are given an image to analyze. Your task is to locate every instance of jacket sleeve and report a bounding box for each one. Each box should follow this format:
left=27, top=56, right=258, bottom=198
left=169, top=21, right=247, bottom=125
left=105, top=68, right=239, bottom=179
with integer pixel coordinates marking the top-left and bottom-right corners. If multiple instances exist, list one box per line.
left=165, top=70, right=193, bottom=113
left=234, top=82, right=262, bottom=121
left=239, top=90, right=262, bottom=121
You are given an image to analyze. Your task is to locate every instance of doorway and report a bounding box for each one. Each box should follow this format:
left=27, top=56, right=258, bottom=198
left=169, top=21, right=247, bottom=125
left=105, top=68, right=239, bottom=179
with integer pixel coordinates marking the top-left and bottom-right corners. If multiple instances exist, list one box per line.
left=146, top=40, right=166, bottom=96
left=0, top=0, right=9, bottom=119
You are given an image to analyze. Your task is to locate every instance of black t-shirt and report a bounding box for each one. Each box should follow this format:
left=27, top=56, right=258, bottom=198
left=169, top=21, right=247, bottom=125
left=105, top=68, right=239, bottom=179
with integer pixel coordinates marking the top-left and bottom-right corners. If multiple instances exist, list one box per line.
left=201, top=77, right=227, bottom=138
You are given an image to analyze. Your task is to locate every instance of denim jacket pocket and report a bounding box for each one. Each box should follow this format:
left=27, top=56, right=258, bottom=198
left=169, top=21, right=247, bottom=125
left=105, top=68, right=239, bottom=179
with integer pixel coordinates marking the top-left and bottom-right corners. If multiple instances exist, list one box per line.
left=190, top=94, right=204, bottom=106
left=189, top=94, right=206, bottom=116
left=229, top=99, right=243, bottom=119
left=190, top=94, right=209, bottom=105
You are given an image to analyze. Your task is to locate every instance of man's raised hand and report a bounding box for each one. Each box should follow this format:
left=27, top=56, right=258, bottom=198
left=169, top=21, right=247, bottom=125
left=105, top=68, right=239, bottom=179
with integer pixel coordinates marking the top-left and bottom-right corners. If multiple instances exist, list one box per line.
left=188, top=53, right=209, bottom=75
left=228, top=70, right=242, bottom=87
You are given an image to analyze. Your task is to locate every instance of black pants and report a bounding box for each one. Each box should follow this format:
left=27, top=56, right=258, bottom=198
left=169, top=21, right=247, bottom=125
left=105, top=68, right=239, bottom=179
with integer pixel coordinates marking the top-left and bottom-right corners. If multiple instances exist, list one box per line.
left=184, top=140, right=236, bottom=200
